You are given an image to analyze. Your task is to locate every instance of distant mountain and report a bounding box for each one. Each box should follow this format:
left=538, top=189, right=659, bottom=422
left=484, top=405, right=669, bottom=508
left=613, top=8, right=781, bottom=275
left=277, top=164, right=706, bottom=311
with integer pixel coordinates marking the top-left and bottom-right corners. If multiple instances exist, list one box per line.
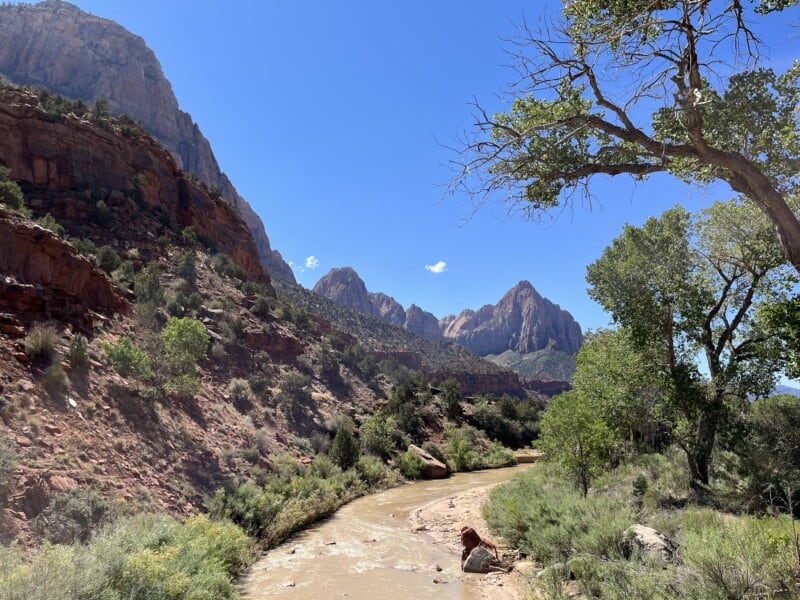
left=312, top=267, right=583, bottom=381
left=0, top=0, right=295, bottom=282
left=775, top=385, right=800, bottom=397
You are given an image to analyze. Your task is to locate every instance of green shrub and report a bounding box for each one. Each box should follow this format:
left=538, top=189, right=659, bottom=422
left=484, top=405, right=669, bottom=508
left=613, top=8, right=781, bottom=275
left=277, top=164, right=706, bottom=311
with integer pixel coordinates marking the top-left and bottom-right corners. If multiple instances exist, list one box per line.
left=36, top=213, right=65, bottom=237
left=277, top=372, right=312, bottom=422
left=341, top=343, right=379, bottom=381
left=0, top=433, right=17, bottom=502
left=90, top=199, right=113, bottom=227
left=24, top=322, right=59, bottom=362
left=134, top=263, right=165, bottom=305
left=483, top=441, right=517, bottom=468
left=484, top=464, right=634, bottom=564
left=103, top=336, right=152, bottom=381
left=360, top=412, right=397, bottom=458
left=422, top=441, right=447, bottom=466
left=42, top=362, right=69, bottom=397
left=0, top=166, right=24, bottom=210
left=161, top=317, right=209, bottom=376
left=356, top=455, right=389, bottom=486
left=68, top=335, right=89, bottom=368
left=444, top=424, right=482, bottom=472
left=680, top=510, right=797, bottom=599
left=227, top=378, right=254, bottom=412
left=398, top=449, right=425, bottom=479
left=95, top=245, right=121, bottom=274
left=210, top=253, right=245, bottom=281
left=32, top=488, right=109, bottom=544
left=175, top=250, right=197, bottom=286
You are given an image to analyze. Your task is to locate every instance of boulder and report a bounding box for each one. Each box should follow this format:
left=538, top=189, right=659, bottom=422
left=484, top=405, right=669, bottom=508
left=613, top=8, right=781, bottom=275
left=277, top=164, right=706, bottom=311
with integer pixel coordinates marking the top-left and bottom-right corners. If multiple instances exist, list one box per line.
left=407, top=444, right=447, bottom=479
left=462, top=546, right=500, bottom=574
left=622, top=524, right=676, bottom=562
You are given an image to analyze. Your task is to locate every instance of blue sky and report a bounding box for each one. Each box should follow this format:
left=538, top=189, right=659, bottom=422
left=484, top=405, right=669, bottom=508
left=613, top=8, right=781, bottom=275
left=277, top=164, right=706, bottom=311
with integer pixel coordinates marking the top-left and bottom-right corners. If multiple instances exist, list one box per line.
left=50, top=1, right=799, bottom=332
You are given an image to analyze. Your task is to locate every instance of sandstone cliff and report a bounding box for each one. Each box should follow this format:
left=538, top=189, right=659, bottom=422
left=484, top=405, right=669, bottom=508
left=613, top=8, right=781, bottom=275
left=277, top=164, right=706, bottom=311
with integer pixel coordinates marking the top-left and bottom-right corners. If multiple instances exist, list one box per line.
left=0, top=88, right=270, bottom=287
left=0, top=0, right=295, bottom=282
left=442, top=281, right=582, bottom=356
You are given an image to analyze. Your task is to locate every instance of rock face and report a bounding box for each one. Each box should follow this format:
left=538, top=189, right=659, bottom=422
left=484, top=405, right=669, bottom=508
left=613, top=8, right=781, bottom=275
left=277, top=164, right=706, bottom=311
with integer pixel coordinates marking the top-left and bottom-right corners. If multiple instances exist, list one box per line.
left=314, top=268, right=582, bottom=357
left=0, top=0, right=295, bottom=282
left=407, top=444, right=448, bottom=479
left=0, top=88, right=270, bottom=288
left=442, top=281, right=582, bottom=356
left=0, top=205, right=130, bottom=326
left=462, top=546, right=500, bottom=574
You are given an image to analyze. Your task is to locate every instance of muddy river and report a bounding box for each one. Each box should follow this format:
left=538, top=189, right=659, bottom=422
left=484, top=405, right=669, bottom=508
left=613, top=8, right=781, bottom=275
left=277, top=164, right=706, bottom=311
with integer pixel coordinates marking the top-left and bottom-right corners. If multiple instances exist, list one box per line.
left=241, top=466, right=528, bottom=599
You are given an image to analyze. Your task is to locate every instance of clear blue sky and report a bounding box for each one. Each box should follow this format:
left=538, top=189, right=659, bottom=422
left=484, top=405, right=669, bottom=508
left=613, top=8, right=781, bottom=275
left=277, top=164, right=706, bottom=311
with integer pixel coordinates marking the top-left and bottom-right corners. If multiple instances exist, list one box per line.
left=48, top=1, right=799, bottom=331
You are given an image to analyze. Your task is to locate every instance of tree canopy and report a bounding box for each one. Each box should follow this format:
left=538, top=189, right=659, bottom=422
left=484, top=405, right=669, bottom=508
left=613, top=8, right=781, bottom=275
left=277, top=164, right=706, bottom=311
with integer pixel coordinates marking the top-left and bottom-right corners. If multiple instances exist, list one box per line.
left=454, top=0, right=800, bottom=271
left=586, top=200, right=792, bottom=486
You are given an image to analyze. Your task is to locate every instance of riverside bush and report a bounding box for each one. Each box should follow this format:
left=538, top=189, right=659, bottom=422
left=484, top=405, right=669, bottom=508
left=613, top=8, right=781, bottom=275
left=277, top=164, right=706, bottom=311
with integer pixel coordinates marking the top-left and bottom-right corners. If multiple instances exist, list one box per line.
left=484, top=464, right=634, bottom=563
left=0, top=513, right=251, bottom=600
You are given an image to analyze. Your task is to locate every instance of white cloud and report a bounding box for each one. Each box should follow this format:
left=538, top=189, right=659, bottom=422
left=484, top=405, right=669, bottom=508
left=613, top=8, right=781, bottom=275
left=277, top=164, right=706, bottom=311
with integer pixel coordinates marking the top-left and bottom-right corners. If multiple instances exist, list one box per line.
left=305, top=255, right=320, bottom=269
left=424, top=260, right=447, bottom=274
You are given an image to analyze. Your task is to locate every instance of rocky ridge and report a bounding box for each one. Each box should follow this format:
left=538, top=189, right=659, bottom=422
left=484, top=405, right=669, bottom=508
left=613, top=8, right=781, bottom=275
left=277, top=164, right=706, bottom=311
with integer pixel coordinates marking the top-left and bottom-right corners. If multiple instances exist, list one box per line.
left=0, top=0, right=295, bottom=282
left=313, top=267, right=583, bottom=360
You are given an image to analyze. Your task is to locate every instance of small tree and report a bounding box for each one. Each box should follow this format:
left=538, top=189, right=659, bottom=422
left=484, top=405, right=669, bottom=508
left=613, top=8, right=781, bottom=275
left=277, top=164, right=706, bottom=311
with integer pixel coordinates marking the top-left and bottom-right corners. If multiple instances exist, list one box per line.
left=329, top=423, right=360, bottom=471
left=160, top=317, right=209, bottom=395
left=441, top=378, right=463, bottom=419
left=0, top=166, right=24, bottom=210
left=103, top=336, right=152, bottom=382
left=538, top=391, right=614, bottom=496
left=360, top=412, right=397, bottom=458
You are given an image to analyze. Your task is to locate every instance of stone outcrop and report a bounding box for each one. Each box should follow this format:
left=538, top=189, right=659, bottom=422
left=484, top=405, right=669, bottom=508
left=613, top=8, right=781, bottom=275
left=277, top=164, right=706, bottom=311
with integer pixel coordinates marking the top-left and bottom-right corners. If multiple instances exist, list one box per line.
left=403, top=304, right=442, bottom=340
left=0, top=0, right=295, bottom=282
left=0, top=205, right=130, bottom=326
left=622, top=524, right=676, bottom=562
left=441, top=281, right=582, bottom=356
left=406, top=444, right=448, bottom=479
left=0, top=89, right=271, bottom=288
left=314, top=268, right=582, bottom=360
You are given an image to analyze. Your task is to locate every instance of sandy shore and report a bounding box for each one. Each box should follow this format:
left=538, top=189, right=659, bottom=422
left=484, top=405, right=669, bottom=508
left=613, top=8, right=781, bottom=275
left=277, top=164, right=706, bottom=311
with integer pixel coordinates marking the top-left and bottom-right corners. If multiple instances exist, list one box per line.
left=408, top=480, right=534, bottom=600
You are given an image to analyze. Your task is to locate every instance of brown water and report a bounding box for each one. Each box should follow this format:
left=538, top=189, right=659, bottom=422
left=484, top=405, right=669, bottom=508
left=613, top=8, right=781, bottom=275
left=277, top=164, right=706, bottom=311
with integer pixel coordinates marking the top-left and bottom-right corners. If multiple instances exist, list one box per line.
left=241, top=466, right=528, bottom=599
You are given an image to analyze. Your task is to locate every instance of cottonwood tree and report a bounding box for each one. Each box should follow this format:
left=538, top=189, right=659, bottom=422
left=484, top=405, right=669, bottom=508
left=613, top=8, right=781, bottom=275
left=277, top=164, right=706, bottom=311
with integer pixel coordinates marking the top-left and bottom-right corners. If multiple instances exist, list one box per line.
left=587, top=200, right=793, bottom=487
left=453, top=0, right=800, bottom=271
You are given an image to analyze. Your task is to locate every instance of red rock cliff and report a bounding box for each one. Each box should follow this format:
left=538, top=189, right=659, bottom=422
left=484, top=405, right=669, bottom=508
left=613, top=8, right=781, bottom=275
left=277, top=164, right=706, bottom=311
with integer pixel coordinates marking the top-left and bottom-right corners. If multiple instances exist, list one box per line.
left=0, top=89, right=271, bottom=289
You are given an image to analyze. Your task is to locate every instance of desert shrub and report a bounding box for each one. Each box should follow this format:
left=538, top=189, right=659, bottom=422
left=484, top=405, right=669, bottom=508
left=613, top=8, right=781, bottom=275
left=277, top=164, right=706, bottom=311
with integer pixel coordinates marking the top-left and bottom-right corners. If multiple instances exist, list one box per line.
left=397, top=449, right=425, bottom=479
left=251, top=295, right=272, bottom=318
left=180, top=226, right=198, bottom=247
left=276, top=372, right=312, bottom=422
left=328, top=422, right=360, bottom=471
left=356, top=455, right=389, bottom=486
left=32, top=488, right=109, bottom=544
left=227, top=378, right=254, bottom=412
left=738, top=394, right=800, bottom=515
left=385, top=384, right=425, bottom=442
left=318, top=343, right=342, bottom=386
left=0, top=165, right=24, bottom=210
left=360, top=412, right=397, bottom=458
left=210, top=253, right=245, bottom=281
left=90, top=199, right=113, bottom=227
left=94, top=245, right=121, bottom=274
left=240, top=281, right=270, bottom=298
left=42, top=362, right=69, bottom=397
left=134, top=263, right=164, bottom=305
left=103, top=336, right=152, bottom=381
left=679, top=510, right=798, bottom=599
left=36, top=213, right=65, bottom=237
left=24, top=323, right=59, bottom=362
left=161, top=316, right=209, bottom=373
left=278, top=303, right=310, bottom=329
left=111, top=260, right=134, bottom=286
left=341, top=343, right=379, bottom=381
left=71, top=237, right=97, bottom=258
left=174, top=250, right=197, bottom=286
left=484, top=464, right=634, bottom=564
left=0, top=434, right=17, bottom=503
left=483, top=441, right=517, bottom=468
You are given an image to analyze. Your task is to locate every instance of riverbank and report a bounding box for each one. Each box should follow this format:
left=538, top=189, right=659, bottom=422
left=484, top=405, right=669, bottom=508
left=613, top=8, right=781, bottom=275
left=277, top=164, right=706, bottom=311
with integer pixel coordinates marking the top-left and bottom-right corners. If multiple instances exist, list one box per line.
left=408, top=472, right=536, bottom=600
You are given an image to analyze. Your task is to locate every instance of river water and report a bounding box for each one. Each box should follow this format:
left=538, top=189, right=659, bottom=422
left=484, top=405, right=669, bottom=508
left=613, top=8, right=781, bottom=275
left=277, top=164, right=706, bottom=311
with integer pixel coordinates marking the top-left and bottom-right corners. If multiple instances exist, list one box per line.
left=241, top=466, right=528, bottom=599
